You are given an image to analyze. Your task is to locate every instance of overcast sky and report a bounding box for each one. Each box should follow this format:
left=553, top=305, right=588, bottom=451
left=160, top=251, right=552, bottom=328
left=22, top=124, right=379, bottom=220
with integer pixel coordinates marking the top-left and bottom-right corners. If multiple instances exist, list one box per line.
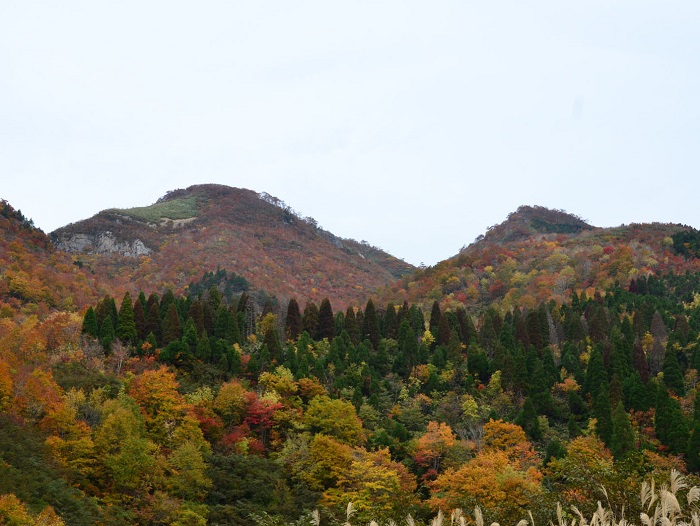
left=2, top=1, right=699, bottom=266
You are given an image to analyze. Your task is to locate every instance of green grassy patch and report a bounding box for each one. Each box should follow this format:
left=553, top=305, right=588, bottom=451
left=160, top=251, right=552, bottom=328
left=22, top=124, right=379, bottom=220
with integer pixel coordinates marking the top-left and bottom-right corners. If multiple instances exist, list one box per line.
left=110, top=196, right=200, bottom=223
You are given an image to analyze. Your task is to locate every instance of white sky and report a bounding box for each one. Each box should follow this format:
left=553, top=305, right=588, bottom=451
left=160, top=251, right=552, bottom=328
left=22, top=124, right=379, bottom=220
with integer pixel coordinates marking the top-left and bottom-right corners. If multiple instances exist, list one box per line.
left=2, top=1, right=699, bottom=266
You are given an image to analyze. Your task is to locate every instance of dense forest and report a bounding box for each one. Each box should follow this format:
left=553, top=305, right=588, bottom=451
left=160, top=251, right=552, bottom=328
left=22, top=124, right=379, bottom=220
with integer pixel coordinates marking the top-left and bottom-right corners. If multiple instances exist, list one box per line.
left=5, top=197, right=700, bottom=525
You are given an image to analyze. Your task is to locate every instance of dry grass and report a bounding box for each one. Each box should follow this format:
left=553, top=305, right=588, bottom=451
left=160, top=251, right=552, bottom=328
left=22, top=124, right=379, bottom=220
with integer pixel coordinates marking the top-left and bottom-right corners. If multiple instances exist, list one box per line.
left=288, top=471, right=700, bottom=526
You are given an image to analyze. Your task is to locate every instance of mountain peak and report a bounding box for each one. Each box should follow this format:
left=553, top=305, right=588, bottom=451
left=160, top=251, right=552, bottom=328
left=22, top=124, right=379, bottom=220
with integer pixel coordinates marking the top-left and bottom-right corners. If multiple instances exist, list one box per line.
left=478, top=205, right=593, bottom=244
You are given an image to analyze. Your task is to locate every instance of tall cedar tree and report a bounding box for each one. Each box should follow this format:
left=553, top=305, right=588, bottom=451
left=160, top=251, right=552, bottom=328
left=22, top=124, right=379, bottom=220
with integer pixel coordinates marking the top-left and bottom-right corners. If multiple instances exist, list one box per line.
left=383, top=303, right=398, bottom=340
left=594, top=386, right=613, bottom=448
left=610, top=401, right=635, bottom=459
left=429, top=301, right=441, bottom=336
left=162, top=303, right=182, bottom=344
left=82, top=307, right=99, bottom=338
left=116, top=292, right=138, bottom=345
left=662, top=346, right=685, bottom=396
left=285, top=299, right=302, bottom=341
left=345, top=307, right=360, bottom=345
left=687, top=420, right=700, bottom=472
left=133, top=298, right=147, bottom=341
left=188, top=300, right=205, bottom=335
left=100, top=316, right=115, bottom=350
left=301, top=302, right=319, bottom=340
left=437, top=314, right=451, bottom=347
left=146, top=301, right=162, bottom=344
left=362, top=299, right=380, bottom=350
left=584, top=344, right=608, bottom=398
left=317, top=299, right=336, bottom=341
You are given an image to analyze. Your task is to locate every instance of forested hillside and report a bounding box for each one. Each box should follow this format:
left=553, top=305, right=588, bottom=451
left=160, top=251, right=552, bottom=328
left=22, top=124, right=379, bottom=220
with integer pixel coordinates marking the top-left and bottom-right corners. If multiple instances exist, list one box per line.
left=50, top=185, right=414, bottom=308
left=382, top=205, right=700, bottom=314
left=4, top=199, right=700, bottom=525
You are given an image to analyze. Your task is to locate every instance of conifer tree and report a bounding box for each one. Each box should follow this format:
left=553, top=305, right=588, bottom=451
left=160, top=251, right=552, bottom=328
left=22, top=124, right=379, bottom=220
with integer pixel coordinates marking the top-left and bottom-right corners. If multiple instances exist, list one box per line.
left=662, top=345, right=685, bottom=396
left=429, top=301, right=441, bottom=336
left=82, top=306, right=99, bottom=338
left=100, top=316, right=115, bottom=351
left=146, top=301, right=162, bottom=344
left=345, top=307, right=360, bottom=345
left=622, top=371, right=650, bottom=411
left=285, top=299, right=302, bottom=341
left=395, top=319, right=418, bottom=377
left=437, top=314, right=451, bottom=347
left=133, top=298, right=147, bottom=341
left=594, top=386, right=613, bottom=447
left=515, top=397, right=541, bottom=440
left=188, top=300, right=205, bottom=335
left=383, top=303, right=398, bottom=340
left=610, top=401, right=635, bottom=459
left=116, top=292, right=138, bottom=345
left=632, top=338, right=650, bottom=383
left=455, top=307, right=475, bottom=344
left=584, top=343, right=608, bottom=398
left=334, top=311, right=345, bottom=336
left=687, top=420, right=700, bottom=472
left=162, top=303, right=182, bottom=344
left=182, top=318, right=199, bottom=353
left=362, top=299, right=380, bottom=350
left=159, top=289, right=176, bottom=320
left=196, top=331, right=211, bottom=361
left=317, top=298, right=335, bottom=341
left=301, top=302, right=319, bottom=340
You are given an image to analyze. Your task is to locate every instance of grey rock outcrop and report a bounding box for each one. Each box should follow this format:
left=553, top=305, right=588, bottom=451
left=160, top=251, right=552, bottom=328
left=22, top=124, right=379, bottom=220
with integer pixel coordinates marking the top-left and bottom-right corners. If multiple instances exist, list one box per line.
left=52, top=231, right=152, bottom=257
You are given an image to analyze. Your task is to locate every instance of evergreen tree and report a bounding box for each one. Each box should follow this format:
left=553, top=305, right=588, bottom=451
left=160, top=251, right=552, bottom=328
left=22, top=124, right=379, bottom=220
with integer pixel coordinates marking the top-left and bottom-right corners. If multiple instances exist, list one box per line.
left=437, top=314, right=451, bottom=347
left=632, top=338, right=650, bottom=383
left=687, top=420, right=700, bottom=472
left=188, top=300, right=205, bottom=335
left=429, top=301, right=441, bottom=336
left=285, top=299, right=302, bottom=341
left=666, top=400, right=690, bottom=454
left=162, top=303, right=182, bottom=344
left=301, top=302, right=319, bottom=340
left=100, top=316, right=115, bottom=351
left=383, top=303, right=398, bottom=340
left=116, top=292, right=138, bottom=345
left=394, top=319, right=418, bottom=378
left=317, top=298, right=336, bottom=341
left=182, top=318, right=199, bottom=354
left=655, top=384, right=673, bottom=447
left=345, top=307, right=360, bottom=345
left=584, top=343, right=608, bottom=398
left=515, top=397, right=541, bottom=440
left=263, top=326, right=282, bottom=363
left=133, top=298, right=147, bottom=341
left=455, top=307, right=475, bottom=344
left=159, top=289, right=176, bottom=320
left=622, top=371, right=650, bottom=411
left=362, top=299, right=380, bottom=350
left=146, top=301, right=162, bottom=344
left=196, top=331, right=211, bottom=361
left=610, top=401, right=635, bottom=459
left=594, top=386, right=613, bottom=447
left=662, top=345, right=685, bottom=396
left=82, top=306, right=99, bottom=338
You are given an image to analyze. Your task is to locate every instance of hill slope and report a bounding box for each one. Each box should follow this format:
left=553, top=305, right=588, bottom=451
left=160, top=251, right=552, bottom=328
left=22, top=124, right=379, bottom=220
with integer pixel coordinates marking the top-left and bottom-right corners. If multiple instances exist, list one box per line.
left=0, top=200, right=106, bottom=316
left=51, top=184, right=414, bottom=307
left=380, top=205, right=700, bottom=312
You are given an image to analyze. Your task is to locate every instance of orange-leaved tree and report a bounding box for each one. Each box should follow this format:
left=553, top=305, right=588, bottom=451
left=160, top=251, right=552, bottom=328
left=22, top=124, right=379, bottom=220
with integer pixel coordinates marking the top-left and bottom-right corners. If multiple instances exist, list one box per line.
left=428, top=419, right=542, bottom=525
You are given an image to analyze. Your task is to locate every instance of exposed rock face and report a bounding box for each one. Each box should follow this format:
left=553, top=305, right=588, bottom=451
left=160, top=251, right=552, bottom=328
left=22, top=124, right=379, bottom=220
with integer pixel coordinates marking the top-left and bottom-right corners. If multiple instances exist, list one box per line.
left=52, top=231, right=152, bottom=257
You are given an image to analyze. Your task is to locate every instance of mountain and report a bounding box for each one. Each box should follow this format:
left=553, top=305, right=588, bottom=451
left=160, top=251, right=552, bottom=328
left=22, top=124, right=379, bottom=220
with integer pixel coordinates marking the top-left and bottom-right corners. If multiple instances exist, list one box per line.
left=380, top=205, right=700, bottom=312
left=50, top=184, right=414, bottom=307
